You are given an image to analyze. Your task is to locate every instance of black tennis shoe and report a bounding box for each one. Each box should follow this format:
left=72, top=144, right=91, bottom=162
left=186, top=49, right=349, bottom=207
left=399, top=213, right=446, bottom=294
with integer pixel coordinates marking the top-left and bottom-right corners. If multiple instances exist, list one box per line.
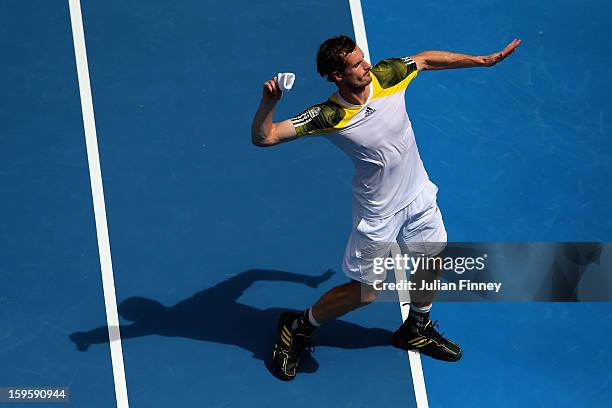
left=391, top=317, right=462, bottom=362
left=271, top=312, right=316, bottom=381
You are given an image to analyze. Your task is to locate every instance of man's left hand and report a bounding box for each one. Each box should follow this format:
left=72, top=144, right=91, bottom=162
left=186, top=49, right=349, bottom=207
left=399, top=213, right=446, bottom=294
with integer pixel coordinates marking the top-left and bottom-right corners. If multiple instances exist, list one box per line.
left=482, top=38, right=522, bottom=67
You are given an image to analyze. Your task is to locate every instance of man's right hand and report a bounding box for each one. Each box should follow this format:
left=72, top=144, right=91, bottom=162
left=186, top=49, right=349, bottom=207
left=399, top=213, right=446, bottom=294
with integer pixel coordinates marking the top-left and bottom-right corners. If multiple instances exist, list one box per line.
left=262, top=77, right=283, bottom=104
left=252, top=77, right=298, bottom=147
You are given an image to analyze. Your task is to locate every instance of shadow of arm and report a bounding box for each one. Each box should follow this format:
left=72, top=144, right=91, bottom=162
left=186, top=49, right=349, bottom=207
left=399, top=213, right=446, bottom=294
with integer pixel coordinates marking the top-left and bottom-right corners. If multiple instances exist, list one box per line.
left=201, top=269, right=335, bottom=301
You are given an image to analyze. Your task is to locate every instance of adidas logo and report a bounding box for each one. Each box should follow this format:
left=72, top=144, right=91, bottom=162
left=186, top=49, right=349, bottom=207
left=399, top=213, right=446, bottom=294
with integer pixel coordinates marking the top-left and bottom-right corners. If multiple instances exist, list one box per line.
left=364, top=106, right=376, bottom=117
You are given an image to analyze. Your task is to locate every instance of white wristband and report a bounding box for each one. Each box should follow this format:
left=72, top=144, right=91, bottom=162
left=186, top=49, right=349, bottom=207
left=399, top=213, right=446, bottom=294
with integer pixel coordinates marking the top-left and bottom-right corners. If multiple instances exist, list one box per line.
left=277, top=72, right=295, bottom=93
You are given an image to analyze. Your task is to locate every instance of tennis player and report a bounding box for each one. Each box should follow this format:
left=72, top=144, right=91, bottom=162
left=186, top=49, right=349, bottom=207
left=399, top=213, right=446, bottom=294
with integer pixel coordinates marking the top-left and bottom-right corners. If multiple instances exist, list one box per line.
left=251, top=35, right=520, bottom=380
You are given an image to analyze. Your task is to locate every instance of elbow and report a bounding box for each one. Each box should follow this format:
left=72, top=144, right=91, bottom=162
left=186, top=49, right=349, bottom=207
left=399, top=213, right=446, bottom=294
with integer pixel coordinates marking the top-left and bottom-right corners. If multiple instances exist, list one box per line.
left=251, top=132, right=276, bottom=147
left=252, top=139, right=270, bottom=148
left=251, top=133, right=264, bottom=147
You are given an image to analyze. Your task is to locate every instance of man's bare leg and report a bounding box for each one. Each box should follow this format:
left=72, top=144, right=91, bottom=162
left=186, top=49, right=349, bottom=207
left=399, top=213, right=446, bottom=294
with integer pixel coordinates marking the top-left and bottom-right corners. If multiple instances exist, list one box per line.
left=310, top=280, right=378, bottom=322
left=307, top=259, right=438, bottom=324
left=409, top=261, right=442, bottom=308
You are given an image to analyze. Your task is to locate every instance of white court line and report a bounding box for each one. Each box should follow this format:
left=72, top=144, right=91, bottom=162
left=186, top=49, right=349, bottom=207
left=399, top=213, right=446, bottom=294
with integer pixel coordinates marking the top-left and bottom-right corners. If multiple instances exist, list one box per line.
left=348, top=0, right=370, bottom=63
left=391, top=245, right=429, bottom=408
left=68, top=1, right=130, bottom=407
left=348, top=1, right=429, bottom=407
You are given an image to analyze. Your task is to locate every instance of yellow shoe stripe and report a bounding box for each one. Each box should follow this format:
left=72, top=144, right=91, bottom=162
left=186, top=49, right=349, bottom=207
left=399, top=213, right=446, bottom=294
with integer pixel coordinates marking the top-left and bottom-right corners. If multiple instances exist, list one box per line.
left=280, top=335, right=290, bottom=346
left=408, top=336, right=424, bottom=345
left=282, top=326, right=292, bottom=337
left=413, top=338, right=429, bottom=347
left=415, top=339, right=432, bottom=347
left=281, top=332, right=291, bottom=343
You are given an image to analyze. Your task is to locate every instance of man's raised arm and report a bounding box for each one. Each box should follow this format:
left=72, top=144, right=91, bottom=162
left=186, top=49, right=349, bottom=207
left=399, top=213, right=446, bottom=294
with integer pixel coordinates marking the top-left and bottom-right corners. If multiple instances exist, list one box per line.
left=410, top=39, right=521, bottom=71
left=251, top=77, right=299, bottom=147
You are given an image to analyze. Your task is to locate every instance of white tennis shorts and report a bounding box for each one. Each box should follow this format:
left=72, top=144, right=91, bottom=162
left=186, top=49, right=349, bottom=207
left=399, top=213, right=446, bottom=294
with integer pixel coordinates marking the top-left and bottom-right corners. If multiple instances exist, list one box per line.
left=342, top=179, right=447, bottom=284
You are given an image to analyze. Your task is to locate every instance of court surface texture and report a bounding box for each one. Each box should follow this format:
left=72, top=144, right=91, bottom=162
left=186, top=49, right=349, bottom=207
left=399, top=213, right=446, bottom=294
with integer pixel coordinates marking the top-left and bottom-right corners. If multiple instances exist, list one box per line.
left=1, top=0, right=611, bottom=407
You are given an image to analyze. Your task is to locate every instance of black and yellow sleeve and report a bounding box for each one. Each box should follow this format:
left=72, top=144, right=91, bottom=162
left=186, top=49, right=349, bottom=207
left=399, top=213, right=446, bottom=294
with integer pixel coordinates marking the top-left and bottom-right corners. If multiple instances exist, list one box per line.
left=291, top=100, right=345, bottom=137
left=370, top=57, right=418, bottom=91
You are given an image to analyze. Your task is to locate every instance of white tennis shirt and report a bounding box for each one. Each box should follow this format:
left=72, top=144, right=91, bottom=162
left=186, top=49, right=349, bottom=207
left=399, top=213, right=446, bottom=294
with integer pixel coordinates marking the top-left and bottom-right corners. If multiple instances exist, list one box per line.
left=291, top=57, right=428, bottom=220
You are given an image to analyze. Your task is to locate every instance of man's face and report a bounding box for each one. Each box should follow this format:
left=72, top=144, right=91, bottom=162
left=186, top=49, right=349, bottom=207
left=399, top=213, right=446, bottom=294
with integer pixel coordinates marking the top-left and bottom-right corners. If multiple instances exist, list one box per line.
left=337, top=46, right=372, bottom=89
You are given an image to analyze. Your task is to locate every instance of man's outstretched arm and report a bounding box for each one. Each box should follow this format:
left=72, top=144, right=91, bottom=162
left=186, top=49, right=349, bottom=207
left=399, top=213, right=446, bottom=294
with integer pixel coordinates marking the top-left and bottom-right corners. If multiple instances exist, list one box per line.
left=251, top=77, right=299, bottom=147
left=410, top=39, right=521, bottom=71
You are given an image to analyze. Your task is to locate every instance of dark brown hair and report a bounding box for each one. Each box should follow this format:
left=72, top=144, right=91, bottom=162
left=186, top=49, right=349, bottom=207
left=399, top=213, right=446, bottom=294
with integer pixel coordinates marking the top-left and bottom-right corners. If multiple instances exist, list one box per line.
left=316, top=35, right=357, bottom=82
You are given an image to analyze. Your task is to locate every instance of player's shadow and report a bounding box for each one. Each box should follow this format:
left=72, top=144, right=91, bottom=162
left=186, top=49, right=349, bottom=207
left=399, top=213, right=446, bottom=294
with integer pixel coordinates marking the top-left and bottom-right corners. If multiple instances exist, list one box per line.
left=69, top=269, right=393, bottom=375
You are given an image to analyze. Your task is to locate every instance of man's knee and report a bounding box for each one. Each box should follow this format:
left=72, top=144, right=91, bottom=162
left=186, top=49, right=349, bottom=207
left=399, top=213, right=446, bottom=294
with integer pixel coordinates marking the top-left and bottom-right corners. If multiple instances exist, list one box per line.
left=359, top=281, right=380, bottom=304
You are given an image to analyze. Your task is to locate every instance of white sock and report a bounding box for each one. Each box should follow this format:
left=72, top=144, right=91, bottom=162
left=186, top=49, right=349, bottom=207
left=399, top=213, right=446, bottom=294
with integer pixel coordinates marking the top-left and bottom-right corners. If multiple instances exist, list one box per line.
left=290, top=308, right=321, bottom=330
left=308, top=308, right=321, bottom=327
left=410, top=303, right=432, bottom=315
left=409, top=304, right=432, bottom=332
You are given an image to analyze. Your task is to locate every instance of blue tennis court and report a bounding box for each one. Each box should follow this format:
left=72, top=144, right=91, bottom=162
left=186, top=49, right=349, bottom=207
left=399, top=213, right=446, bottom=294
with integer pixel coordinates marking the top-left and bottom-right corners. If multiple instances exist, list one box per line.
left=1, top=0, right=611, bottom=406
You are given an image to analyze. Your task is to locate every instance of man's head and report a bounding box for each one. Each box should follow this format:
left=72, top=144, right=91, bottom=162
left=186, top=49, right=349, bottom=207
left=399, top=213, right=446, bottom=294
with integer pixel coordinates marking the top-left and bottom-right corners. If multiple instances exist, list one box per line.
left=317, top=35, right=372, bottom=89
